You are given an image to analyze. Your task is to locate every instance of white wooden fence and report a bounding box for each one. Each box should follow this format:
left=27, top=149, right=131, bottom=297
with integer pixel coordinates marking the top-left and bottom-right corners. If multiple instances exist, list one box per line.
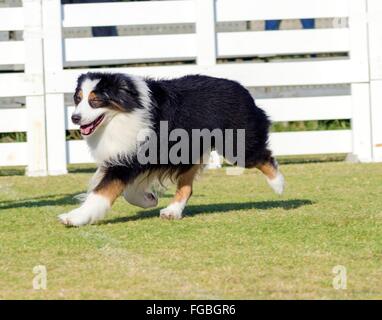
left=368, top=0, right=382, bottom=162
left=0, top=0, right=381, bottom=176
left=0, top=0, right=46, bottom=176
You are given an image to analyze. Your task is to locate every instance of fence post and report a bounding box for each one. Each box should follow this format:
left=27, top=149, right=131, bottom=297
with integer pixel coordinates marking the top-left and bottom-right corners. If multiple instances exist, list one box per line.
left=349, top=0, right=373, bottom=162
left=23, top=0, right=48, bottom=176
left=367, top=0, right=382, bottom=162
left=195, top=0, right=217, bottom=66
left=195, top=0, right=220, bottom=168
left=351, top=84, right=372, bottom=162
left=42, top=0, right=68, bottom=175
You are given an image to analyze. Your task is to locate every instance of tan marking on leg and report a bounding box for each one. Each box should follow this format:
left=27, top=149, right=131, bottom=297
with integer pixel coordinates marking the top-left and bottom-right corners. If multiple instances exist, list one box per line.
left=172, top=165, right=201, bottom=204
left=160, top=165, right=201, bottom=220
left=256, top=162, right=278, bottom=180
left=96, top=179, right=125, bottom=205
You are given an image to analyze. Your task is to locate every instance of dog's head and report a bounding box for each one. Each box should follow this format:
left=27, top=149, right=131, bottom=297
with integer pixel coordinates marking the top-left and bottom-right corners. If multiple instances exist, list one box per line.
left=72, top=72, right=146, bottom=136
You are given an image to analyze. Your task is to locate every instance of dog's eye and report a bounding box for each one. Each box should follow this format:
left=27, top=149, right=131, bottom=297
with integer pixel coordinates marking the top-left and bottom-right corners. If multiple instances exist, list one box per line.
left=89, top=99, right=104, bottom=108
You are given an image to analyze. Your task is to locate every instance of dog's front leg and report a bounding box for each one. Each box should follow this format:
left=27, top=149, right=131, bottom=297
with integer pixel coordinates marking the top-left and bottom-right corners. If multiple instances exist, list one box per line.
left=160, top=165, right=200, bottom=220
left=58, top=169, right=126, bottom=227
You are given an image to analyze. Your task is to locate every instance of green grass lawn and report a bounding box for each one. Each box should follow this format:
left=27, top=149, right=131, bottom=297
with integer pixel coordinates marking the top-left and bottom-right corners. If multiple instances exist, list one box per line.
left=0, top=161, right=381, bottom=299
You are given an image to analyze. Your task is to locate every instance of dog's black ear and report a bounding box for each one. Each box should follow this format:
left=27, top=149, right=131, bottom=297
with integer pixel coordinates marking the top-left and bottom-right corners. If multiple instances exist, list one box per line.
left=77, top=73, right=86, bottom=85
left=111, top=76, right=142, bottom=112
left=73, top=74, right=88, bottom=105
left=75, top=73, right=86, bottom=93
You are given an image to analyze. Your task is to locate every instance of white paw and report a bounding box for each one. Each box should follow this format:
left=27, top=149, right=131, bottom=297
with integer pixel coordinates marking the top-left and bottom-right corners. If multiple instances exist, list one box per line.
left=267, top=171, right=285, bottom=195
left=159, top=202, right=185, bottom=220
left=58, top=208, right=92, bottom=227
left=58, top=192, right=110, bottom=227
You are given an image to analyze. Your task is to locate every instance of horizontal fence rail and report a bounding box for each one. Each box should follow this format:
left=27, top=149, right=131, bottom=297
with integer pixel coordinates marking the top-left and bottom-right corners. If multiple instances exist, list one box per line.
left=64, top=34, right=197, bottom=62
left=0, top=143, right=28, bottom=167
left=0, top=108, right=27, bottom=133
left=62, top=0, right=351, bottom=27
left=270, top=130, right=353, bottom=156
left=62, top=0, right=196, bottom=27
left=63, top=29, right=350, bottom=63
left=216, top=0, right=350, bottom=21
left=46, top=61, right=364, bottom=93
left=0, top=74, right=43, bottom=97
left=0, top=42, right=25, bottom=65
left=0, top=7, right=24, bottom=31
left=258, top=96, right=353, bottom=122
left=0, top=0, right=380, bottom=175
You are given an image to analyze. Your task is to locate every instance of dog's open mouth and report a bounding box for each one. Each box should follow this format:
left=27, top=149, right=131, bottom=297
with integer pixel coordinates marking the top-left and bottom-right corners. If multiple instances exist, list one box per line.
left=80, top=115, right=105, bottom=136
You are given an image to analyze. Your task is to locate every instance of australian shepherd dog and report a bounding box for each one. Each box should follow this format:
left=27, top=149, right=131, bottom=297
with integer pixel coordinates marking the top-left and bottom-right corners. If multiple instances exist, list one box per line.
left=58, top=72, right=284, bottom=226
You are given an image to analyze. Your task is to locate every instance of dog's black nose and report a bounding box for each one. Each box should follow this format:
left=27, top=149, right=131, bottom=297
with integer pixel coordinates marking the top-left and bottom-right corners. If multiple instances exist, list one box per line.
left=71, top=114, right=81, bottom=125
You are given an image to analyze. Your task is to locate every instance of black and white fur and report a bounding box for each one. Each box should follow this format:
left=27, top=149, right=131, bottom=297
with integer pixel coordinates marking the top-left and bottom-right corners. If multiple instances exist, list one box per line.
left=58, top=72, right=284, bottom=226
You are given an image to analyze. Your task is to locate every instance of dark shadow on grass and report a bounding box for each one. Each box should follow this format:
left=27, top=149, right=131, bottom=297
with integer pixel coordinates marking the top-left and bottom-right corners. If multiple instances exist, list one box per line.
left=0, top=167, right=25, bottom=176
left=159, top=194, right=205, bottom=199
left=104, top=199, right=314, bottom=225
left=0, top=192, right=204, bottom=211
left=68, top=167, right=96, bottom=174
left=0, top=193, right=81, bottom=210
left=277, top=154, right=346, bottom=165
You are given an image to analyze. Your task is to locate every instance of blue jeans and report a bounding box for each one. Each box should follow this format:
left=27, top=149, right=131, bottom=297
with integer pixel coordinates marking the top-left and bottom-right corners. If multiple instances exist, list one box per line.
left=265, top=19, right=315, bottom=30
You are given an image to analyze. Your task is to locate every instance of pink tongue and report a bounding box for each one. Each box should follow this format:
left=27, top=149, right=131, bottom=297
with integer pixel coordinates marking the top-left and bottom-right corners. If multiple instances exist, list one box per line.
left=81, top=126, right=92, bottom=135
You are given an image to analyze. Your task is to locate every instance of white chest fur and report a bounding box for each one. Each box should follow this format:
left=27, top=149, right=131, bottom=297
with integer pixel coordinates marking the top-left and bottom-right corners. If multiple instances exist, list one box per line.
left=85, top=109, right=152, bottom=165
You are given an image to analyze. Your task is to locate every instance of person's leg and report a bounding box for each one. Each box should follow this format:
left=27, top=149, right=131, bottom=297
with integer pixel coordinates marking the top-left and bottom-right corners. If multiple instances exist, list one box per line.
left=301, top=19, right=316, bottom=57
left=265, top=20, right=281, bottom=31
left=301, top=19, right=315, bottom=29
left=92, top=26, right=118, bottom=37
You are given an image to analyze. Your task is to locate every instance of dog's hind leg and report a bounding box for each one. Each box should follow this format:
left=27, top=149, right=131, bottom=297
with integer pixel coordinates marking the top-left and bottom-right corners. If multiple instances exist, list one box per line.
left=246, top=152, right=285, bottom=195
left=255, top=157, right=285, bottom=195
left=160, top=165, right=201, bottom=220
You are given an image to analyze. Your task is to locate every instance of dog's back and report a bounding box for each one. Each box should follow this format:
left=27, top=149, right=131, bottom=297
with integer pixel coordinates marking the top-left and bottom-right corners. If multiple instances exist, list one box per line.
left=148, top=75, right=273, bottom=168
